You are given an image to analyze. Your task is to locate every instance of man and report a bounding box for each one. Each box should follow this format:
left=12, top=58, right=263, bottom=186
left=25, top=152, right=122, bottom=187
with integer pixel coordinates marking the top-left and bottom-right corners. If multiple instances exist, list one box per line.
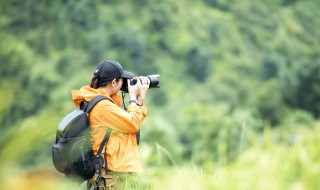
left=72, top=60, right=150, bottom=189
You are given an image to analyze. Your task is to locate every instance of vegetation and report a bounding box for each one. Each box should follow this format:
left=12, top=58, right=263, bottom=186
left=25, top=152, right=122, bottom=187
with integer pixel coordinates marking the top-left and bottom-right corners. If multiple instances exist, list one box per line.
left=0, top=0, right=319, bottom=189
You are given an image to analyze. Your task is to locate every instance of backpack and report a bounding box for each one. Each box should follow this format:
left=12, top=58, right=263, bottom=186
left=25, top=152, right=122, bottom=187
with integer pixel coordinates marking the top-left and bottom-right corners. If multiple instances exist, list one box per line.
left=52, top=95, right=113, bottom=185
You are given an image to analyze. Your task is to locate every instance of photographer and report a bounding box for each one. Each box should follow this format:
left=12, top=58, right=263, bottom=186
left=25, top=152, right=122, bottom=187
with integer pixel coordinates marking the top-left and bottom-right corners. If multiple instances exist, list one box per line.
left=71, top=60, right=150, bottom=189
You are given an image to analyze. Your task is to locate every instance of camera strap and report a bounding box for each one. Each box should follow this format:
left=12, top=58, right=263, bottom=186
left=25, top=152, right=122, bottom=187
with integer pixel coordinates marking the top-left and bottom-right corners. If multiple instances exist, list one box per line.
left=121, top=92, right=127, bottom=111
left=121, top=91, right=140, bottom=145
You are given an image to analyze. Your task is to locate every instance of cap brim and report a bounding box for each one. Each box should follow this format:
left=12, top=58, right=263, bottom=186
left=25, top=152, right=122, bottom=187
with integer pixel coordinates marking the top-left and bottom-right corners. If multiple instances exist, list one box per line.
left=121, top=71, right=135, bottom=79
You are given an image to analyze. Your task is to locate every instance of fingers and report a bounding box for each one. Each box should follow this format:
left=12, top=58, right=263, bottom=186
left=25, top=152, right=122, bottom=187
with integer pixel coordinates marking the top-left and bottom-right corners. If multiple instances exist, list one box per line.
left=128, top=79, right=140, bottom=98
left=135, top=77, right=149, bottom=105
left=129, top=77, right=149, bottom=99
left=145, top=77, right=150, bottom=86
left=139, top=76, right=150, bottom=86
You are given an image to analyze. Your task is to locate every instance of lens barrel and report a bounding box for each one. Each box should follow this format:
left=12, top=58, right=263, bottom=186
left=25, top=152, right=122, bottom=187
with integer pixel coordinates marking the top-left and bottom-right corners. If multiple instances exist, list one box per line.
left=147, top=74, right=160, bottom=88
left=121, top=74, right=160, bottom=93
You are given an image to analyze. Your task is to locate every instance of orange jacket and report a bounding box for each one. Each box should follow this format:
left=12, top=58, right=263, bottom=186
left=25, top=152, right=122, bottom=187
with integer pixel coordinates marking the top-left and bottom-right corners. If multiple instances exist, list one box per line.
left=72, top=85, right=147, bottom=173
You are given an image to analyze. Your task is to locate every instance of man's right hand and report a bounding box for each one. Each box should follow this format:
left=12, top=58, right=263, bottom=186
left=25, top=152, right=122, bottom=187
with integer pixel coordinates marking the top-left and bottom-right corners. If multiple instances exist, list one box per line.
left=137, top=76, right=150, bottom=105
left=128, top=78, right=140, bottom=101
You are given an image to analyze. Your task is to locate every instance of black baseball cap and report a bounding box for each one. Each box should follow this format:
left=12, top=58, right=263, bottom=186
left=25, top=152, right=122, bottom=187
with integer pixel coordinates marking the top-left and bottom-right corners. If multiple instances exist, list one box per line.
left=95, top=60, right=134, bottom=82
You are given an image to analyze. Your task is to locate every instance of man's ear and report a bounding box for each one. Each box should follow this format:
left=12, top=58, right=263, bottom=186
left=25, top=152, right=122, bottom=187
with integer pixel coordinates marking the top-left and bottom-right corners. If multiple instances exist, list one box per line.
left=111, top=79, right=117, bottom=87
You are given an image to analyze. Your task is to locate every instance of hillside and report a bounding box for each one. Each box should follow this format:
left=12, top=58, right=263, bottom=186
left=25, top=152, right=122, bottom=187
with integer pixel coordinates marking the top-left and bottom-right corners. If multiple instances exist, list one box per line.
left=1, top=0, right=320, bottom=189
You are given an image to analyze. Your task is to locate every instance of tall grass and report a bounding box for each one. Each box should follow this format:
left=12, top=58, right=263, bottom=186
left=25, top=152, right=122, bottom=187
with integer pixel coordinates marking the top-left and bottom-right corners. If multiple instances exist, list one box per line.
left=1, top=122, right=319, bottom=190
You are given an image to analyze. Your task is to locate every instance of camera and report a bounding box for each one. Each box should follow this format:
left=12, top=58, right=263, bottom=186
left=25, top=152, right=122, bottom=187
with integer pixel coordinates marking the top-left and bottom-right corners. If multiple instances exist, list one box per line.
left=121, top=74, right=160, bottom=93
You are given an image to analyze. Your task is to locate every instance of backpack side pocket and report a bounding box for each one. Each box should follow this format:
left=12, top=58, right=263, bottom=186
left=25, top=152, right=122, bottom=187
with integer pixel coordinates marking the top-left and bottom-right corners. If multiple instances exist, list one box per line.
left=52, top=142, right=68, bottom=173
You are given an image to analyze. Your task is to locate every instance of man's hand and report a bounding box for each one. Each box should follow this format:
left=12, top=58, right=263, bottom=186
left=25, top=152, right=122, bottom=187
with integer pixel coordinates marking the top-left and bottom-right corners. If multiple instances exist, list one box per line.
left=128, top=78, right=140, bottom=101
left=137, top=76, right=150, bottom=105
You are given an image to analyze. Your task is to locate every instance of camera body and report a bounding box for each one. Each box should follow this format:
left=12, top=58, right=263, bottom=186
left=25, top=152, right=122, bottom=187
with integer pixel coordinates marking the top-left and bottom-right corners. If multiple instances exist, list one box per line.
left=121, top=74, right=160, bottom=93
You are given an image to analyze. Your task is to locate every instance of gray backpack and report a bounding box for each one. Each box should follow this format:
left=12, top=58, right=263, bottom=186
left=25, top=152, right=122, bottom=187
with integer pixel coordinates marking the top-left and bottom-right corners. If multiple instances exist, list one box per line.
left=52, top=95, right=112, bottom=186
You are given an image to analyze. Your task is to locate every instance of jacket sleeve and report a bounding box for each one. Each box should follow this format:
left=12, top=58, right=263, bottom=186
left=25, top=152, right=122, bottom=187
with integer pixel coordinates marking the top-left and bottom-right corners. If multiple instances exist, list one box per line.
left=90, top=100, right=147, bottom=133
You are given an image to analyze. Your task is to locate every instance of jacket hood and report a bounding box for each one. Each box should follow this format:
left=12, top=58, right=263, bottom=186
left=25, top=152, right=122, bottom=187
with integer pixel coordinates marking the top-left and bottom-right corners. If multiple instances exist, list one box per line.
left=71, top=85, right=122, bottom=108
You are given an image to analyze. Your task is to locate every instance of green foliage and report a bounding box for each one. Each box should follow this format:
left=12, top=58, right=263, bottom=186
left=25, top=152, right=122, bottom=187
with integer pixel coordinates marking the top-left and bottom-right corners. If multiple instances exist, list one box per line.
left=185, top=44, right=211, bottom=82
left=253, top=79, right=287, bottom=125
left=280, top=60, right=320, bottom=117
left=0, top=0, right=319, bottom=188
left=176, top=103, right=260, bottom=164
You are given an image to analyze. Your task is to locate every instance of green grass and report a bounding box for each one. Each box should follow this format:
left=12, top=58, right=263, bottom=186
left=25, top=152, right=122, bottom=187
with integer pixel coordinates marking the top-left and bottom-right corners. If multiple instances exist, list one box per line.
left=1, top=122, right=320, bottom=190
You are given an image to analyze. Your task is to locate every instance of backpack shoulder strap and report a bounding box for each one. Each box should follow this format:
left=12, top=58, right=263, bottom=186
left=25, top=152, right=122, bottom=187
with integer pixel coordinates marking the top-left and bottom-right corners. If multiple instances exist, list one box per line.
left=87, top=95, right=115, bottom=187
left=97, top=128, right=112, bottom=155
left=84, top=95, right=114, bottom=157
left=85, top=95, right=114, bottom=113
left=86, top=95, right=114, bottom=154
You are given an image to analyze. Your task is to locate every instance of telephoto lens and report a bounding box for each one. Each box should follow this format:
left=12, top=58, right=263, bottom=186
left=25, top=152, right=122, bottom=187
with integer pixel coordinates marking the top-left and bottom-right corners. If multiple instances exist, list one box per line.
left=121, top=74, right=160, bottom=93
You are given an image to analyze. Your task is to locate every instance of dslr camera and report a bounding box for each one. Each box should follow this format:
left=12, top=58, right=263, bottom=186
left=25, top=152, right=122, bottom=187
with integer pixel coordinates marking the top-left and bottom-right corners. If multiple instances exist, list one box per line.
left=121, top=74, right=160, bottom=93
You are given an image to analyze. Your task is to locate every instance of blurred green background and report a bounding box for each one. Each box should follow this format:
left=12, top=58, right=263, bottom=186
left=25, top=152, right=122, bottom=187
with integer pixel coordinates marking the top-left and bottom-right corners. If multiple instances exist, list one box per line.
left=1, top=0, right=320, bottom=189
